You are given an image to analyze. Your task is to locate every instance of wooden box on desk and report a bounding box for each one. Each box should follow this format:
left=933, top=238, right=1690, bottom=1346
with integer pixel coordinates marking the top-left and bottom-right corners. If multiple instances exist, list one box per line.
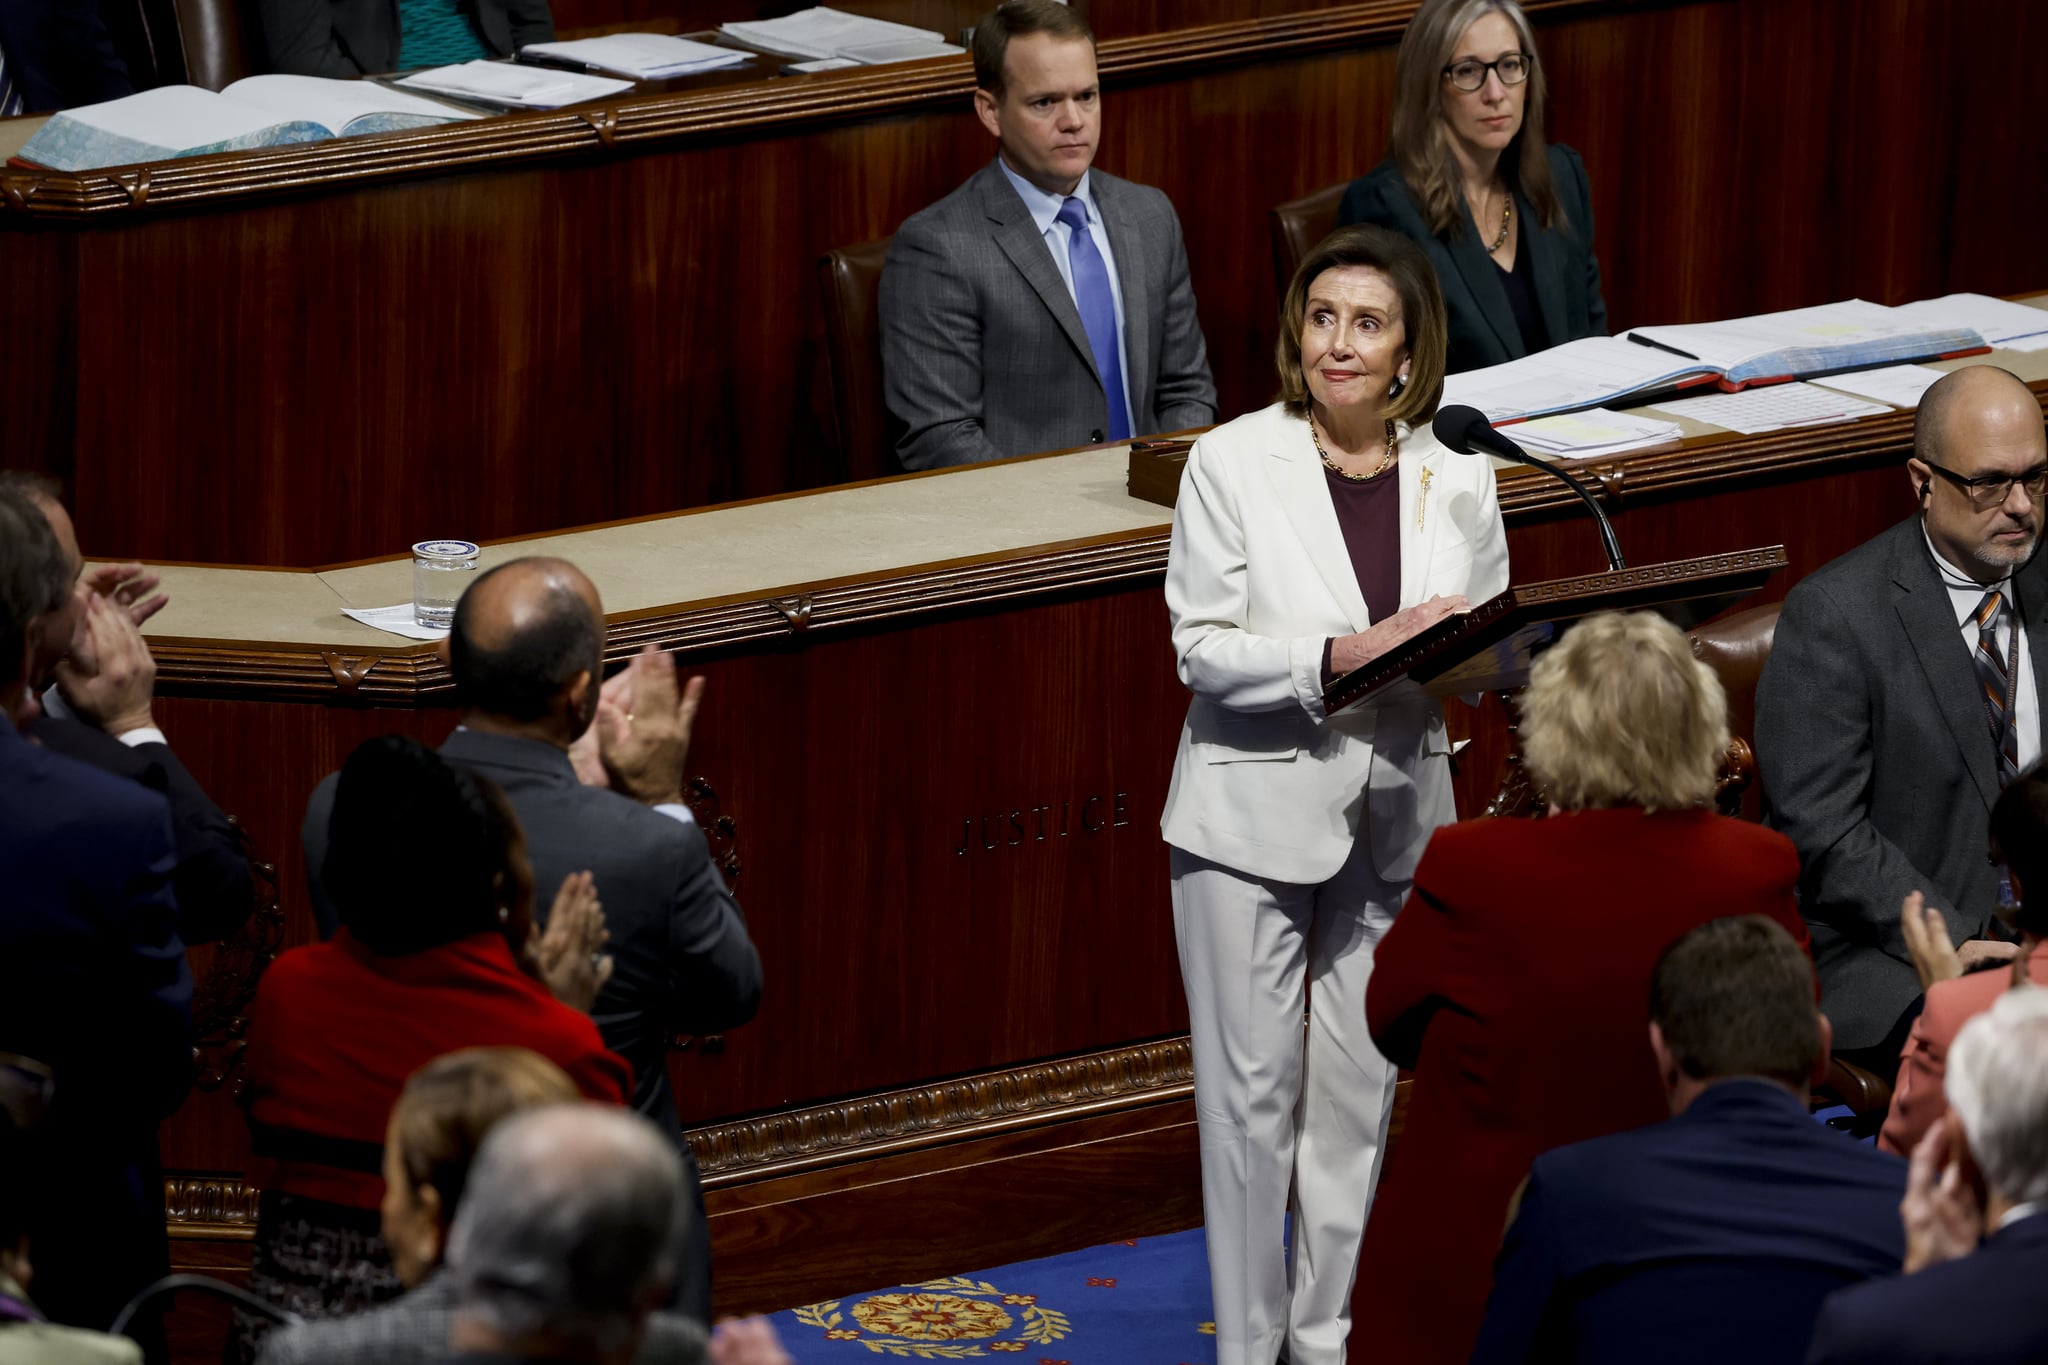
left=1128, top=439, right=1194, bottom=509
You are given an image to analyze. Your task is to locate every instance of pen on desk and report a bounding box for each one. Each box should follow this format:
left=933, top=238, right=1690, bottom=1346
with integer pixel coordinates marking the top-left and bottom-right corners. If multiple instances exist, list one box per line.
left=514, top=52, right=608, bottom=74
left=1627, top=332, right=1701, bottom=362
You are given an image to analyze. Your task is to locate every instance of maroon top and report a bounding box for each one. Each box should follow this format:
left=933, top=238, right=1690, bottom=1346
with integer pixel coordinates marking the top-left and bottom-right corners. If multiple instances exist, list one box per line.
left=1320, top=462, right=1402, bottom=682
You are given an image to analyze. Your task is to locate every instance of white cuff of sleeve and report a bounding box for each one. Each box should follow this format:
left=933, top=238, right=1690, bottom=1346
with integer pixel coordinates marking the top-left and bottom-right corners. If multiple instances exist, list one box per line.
left=652, top=802, right=698, bottom=828
left=40, top=684, right=73, bottom=721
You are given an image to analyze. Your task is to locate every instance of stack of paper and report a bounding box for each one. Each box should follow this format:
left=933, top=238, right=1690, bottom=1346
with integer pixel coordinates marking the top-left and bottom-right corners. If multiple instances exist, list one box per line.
left=397, top=61, right=633, bottom=109
left=720, top=8, right=963, bottom=63
left=1892, top=294, right=2048, bottom=353
left=1652, top=382, right=1892, bottom=435
left=520, top=34, right=750, bottom=79
left=1808, top=363, right=1948, bottom=409
left=1510, top=408, right=1684, bottom=460
left=1439, top=335, right=1717, bottom=423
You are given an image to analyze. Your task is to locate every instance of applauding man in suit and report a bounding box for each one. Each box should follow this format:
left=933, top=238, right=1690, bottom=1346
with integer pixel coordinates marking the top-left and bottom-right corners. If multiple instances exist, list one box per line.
left=879, top=0, right=1216, bottom=470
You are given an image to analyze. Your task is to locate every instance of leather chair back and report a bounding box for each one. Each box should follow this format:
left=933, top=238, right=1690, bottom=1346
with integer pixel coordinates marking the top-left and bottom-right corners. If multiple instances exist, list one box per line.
left=817, top=236, right=896, bottom=482
left=1268, top=182, right=1347, bottom=296
left=1689, top=603, right=1781, bottom=822
left=168, top=0, right=261, bottom=90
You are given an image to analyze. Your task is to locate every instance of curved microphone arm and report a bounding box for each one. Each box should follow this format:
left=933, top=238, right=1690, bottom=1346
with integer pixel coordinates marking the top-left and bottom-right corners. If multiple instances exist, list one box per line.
left=1432, top=405, right=1627, bottom=571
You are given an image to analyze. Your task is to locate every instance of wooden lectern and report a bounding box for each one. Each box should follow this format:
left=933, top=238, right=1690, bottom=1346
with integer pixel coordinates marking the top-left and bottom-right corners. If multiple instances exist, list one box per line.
left=1323, top=545, right=1791, bottom=714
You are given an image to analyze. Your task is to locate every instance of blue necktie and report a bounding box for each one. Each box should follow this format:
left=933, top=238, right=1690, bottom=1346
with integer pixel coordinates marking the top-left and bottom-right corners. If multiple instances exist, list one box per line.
left=1056, top=195, right=1130, bottom=442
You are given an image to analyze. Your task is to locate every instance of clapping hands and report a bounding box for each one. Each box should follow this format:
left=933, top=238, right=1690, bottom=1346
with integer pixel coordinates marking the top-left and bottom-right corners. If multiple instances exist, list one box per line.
left=532, top=870, right=612, bottom=1012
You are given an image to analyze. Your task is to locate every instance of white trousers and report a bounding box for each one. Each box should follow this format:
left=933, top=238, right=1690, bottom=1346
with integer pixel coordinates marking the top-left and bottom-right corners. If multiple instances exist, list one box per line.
left=1170, top=839, right=1403, bottom=1365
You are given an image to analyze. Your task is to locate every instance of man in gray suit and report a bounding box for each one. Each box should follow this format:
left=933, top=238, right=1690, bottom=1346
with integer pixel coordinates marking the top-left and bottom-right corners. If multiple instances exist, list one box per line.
left=303, top=557, right=762, bottom=1323
left=878, top=0, right=1216, bottom=471
left=1757, top=365, right=2046, bottom=1077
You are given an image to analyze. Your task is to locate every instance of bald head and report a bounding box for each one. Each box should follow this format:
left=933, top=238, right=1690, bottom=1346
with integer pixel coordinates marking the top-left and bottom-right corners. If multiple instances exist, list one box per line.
left=1916, top=365, right=2042, bottom=468
left=449, top=557, right=606, bottom=736
left=1910, top=365, right=2046, bottom=585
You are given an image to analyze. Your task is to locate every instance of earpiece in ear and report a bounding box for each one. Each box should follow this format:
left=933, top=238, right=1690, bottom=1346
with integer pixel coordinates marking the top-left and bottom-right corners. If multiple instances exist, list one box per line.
left=1920, top=481, right=1932, bottom=501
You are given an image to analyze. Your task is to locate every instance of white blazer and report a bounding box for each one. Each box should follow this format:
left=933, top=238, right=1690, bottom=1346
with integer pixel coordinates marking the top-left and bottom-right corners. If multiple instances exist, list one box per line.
left=1159, top=402, right=1510, bottom=886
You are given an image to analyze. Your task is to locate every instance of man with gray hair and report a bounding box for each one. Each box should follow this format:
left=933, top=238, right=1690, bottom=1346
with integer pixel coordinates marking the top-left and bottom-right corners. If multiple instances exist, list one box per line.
left=1808, top=985, right=2048, bottom=1363
left=441, top=1104, right=683, bottom=1364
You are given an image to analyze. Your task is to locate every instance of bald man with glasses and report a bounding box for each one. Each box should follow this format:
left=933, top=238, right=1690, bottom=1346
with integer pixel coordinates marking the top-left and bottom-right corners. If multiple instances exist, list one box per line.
left=1757, top=365, right=2047, bottom=1083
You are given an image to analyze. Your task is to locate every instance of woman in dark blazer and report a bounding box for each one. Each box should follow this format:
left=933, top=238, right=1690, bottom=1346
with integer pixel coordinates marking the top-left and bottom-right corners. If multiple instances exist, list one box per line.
left=1346, top=612, right=1810, bottom=1365
left=259, top=0, right=553, bottom=77
left=1338, top=0, right=1605, bottom=374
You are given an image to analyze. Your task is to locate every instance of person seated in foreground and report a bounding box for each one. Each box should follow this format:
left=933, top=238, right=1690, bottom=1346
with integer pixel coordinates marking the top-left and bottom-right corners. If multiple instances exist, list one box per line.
left=0, top=1097, right=143, bottom=1365
left=1881, top=762, right=2048, bottom=1155
left=231, top=737, right=626, bottom=1364
left=1352, top=610, right=1809, bottom=1365
left=3, top=470, right=255, bottom=947
left=439, top=1104, right=792, bottom=1365
left=256, top=1047, right=710, bottom=1365
left=1472, top=917, right=1906, bottom=1365
left=259, top=0, right=553, bottom=77
left=1808, top=987, right=2048, bottom=1364
left=1758, top=365, right=2046, bottom=1082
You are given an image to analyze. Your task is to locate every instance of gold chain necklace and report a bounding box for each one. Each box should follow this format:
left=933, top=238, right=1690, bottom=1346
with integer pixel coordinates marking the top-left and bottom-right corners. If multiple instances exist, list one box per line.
left=1481, top=184, right=1512, bottom=253
left=1311, top=415, right=1399, bottom=481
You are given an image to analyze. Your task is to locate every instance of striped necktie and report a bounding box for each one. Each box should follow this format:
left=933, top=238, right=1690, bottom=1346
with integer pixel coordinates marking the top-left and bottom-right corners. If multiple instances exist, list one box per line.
left=0, top=36, right=22, bottom=119
left=1975, top=590, right=2021, bottom=788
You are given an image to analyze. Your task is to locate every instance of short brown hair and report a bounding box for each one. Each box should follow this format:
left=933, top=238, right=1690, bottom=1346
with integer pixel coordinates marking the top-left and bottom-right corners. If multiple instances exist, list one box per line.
left=389, top=1047, right=580, bottom=1222
left=1650, top=916, right=1819, bottom=1090
left=1519, top=611, right=1728, bottom=812
left=1275, top=224, right=1447, bottom=427
left=973, top=0, right=1094, bottom=94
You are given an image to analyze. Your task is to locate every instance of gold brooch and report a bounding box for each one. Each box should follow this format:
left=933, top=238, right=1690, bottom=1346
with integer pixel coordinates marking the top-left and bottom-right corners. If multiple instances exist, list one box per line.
left=1417, top=467, right=1433, bottom=529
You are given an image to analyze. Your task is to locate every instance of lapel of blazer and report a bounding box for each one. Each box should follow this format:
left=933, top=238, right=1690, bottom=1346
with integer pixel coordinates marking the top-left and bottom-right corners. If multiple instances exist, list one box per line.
left=1397, top=429, right=1448, bottom=611
left=1520, top=190, right=1571, bottom=346
left=1891, top=526, right=1999, bottom=809
left=976, top=162, right=1100, bottom=386
left=1093, top=173, right=1153, bottom=424
left=1259, top=414, right=1370, bottom=633
left=1443, top=199, right=1522, bottom=359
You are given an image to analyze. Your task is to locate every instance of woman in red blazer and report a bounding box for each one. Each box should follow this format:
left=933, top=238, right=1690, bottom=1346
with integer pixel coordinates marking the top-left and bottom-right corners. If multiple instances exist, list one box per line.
left=229, top=736, right=629, bottom=1363
left=1347, top=611, right=1809, bottom=1365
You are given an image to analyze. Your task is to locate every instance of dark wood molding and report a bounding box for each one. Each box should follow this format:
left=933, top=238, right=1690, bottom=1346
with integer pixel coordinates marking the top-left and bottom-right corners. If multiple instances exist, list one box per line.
left=164, top=1175, right=263, bottom=1241
left=0, top=0, right=1633, bottom=222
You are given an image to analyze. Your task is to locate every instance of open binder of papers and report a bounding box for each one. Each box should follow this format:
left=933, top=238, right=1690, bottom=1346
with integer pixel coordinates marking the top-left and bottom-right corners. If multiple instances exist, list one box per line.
left=720, top=8, right=964, bottom=63
left=519, top=34, right=751, bottom=79
left=1439, top=336, right=1717, bottom=424
left=1625, top=299, right=1987, bottom=387
left=396, top=61, right=633, bottom=109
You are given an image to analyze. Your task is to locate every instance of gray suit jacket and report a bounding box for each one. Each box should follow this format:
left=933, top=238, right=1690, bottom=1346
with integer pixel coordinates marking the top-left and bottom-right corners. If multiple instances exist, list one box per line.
left=879, top=159, right=1217, bottom=470
left=255, top=1271, right=708, bottom=1365
left=1755, top=516, right=2048, bottom=1047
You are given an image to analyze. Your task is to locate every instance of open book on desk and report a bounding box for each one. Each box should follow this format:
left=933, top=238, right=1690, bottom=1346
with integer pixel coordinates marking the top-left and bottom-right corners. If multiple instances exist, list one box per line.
left=15, top=78, right=476, bottom=172
left=1440, top=335, right=1720, bottom=424
left=720, top=8, right=963, bottom=63
left=1625, top=299, right=1988, bottom=388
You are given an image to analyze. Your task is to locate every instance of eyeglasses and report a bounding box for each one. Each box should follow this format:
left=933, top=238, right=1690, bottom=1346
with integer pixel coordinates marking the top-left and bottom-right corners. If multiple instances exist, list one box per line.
left=1922, top=458, right=2048, bottom=511
left=1442, top=53, right=1532, bottom=92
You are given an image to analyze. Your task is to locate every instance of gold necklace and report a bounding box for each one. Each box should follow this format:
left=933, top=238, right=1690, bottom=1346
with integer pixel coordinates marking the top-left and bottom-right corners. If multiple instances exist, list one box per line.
left=1479, top=183, right=1512, bottom=253
left=1311, top=415, right=1399, bottom=481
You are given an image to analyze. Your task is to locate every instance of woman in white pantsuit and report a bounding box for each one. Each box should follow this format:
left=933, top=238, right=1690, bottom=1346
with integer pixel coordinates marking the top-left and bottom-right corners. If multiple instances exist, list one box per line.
left=1160, top=225, right=1509, bottom=1365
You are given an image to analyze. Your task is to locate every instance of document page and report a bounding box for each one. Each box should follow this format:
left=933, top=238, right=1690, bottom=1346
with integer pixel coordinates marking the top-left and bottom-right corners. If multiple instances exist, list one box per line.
left=222, top=75, right=478, bottom=134
left=1628, top=300, right=1954, bottom=371
left=721, top=7, right=945, bottom=59
left=520, top=34, right=749, bottom=78
left=1891, top=293, right=2048, bottom=347
left=397, top=62, right=633, bottom=108
left=1653, top=382, right=1891, bottom=435
left=1439, top=335, right=1715, bottom=422
left=58, top=85, right=296, bottom=147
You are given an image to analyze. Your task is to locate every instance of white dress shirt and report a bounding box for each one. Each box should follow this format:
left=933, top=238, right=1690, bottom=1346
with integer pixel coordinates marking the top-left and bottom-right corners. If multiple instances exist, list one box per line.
left=1923, top=525, right=2041, bottom=770
left=40, top=684, right=166, bottom=748
left=995, top=157, right=1135, bottom=430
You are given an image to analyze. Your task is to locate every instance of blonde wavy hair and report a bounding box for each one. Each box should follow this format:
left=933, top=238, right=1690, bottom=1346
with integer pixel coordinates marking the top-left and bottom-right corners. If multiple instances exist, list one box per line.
left=1519, top=611, right=1728, bottom=813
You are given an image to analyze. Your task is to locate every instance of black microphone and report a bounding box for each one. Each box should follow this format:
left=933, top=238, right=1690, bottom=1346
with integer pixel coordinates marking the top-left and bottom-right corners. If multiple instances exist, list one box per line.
left=1432, top=404, right=1626, bottom=571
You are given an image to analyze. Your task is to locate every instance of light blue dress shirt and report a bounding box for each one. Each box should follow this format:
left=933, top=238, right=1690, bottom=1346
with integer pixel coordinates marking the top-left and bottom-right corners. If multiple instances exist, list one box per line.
left=996, top=156, right=1136, bottom=434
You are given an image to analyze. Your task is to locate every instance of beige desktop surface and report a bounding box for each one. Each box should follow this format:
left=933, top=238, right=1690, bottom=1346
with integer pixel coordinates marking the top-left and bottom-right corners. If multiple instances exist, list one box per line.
left=137, top=446, right=1172, bottom=651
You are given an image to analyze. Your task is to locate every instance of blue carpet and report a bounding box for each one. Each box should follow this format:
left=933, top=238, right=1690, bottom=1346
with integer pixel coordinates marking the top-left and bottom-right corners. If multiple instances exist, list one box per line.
left=771, top=1227, right=1217, bottom=1362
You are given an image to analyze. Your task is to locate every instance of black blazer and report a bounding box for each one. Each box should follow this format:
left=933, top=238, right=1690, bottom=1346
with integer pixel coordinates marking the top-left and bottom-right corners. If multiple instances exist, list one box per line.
left=29, top=713, right=256, bottom=947
left=1807, top=1214, right=2048, bottom=1364
left=259, top=0, right=554, bottom=77
left=0, top=0, right=133, bottom=112
left=1472, top=1081, right=1906, bottom=1365
left=1338, top=144, right=1607, bottom=375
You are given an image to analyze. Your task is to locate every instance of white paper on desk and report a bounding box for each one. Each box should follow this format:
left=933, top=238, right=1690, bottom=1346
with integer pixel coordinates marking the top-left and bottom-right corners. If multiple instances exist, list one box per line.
left=397, top=61, right=632, bottom=108
left=720, top=7, right=944, bottom=59
left=838, top=38, right=966, bottom=64
left=1808, top=364, right=1947, bottom=410
left=341, top=603, right=449, bottom=640
left=1439, top=335, right=1714, bottom=423
left=1653, top=382, right=1892, bottom=435
left=1511, top=408, right=1683, bottom=459
left=1892, top=293, right=2048, bottom=346
left=2000, top=332, right=2048, bottom=353
left=520, top=34, right=749, bottom=78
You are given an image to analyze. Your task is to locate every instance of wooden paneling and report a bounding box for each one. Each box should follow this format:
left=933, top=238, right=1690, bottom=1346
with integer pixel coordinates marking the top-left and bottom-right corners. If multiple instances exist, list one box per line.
left=8, top=0, right=2040, bottom=565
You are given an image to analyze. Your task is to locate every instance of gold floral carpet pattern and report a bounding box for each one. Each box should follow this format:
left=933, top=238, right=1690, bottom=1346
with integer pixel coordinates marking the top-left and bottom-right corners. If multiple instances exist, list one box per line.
left=773, top=1228, right=1215, bottom=1361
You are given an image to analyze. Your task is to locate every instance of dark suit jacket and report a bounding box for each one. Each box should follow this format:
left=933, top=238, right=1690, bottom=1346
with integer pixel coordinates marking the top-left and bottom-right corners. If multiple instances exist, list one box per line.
left=1337, top=144, right=1607, bottom=375
left=879, top=159, right=1218, bottom=470
left=1756, top=516, right=2048, bottom=1047
left=1351, top=808, right=1808, bottom=1365
left=0, top=0, right=132, bottom=113
left=258, top=0, right=554, bottom=77
left=29, top=714, right=255, bottom=946
left=0, top=719, right=192, bottom=1337
left=1472, top=1081, right=1907, bottom=1365
left=1807, top=1212, right=2048, bottom=1364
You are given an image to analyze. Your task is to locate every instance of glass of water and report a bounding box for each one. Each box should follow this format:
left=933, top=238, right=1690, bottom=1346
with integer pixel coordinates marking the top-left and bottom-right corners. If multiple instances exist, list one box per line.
left=412, top=540, right=480, bottom=628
